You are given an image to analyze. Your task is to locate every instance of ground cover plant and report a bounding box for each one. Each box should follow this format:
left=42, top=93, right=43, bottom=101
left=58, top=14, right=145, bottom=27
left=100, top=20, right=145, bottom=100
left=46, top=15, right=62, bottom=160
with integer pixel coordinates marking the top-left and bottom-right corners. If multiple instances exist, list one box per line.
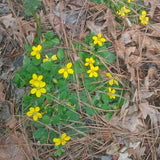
left=0, top=0, right=160, bottom=160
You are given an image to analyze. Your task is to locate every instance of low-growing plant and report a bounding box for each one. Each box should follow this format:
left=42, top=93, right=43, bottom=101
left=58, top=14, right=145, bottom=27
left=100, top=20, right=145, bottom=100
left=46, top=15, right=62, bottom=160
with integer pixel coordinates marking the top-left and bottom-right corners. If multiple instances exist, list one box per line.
left=13, top=30, right=126, bottom=157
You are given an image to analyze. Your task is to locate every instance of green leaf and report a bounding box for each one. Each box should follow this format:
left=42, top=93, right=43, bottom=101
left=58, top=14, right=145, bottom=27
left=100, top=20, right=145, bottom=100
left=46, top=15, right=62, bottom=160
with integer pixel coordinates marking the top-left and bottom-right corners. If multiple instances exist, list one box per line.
left=40, top=135, right=48, bottom=143
left=22, top=0, right=41, bottom=16
left=52, top=115, right=60, bottom=125
left=34, top=128, right=47, bottom=139
left=78, top=52, right=88, bottom=61
left=32, top=57, right=41, bottom=65
left=52, top=37, right=60, bottom=46
left=12, top=73, right=26, bottom=88
left=26, top=65, right=38, bottom=73
left=23, top=95, right=34, bottom=107
left=44, top=32, right=54, bottom=40
left=98, top=51, right=116, bottom=64
left=86, top=106, right=95, bottom=116
left=66, top=110, right=79, bottom=121
left=57, top=49, right=65, bottom=60
left=41, top=61, right=54, bottom=71
left=23, top=56, right=31, bottom=66
left=35, top=95, right=45, bottom=105
left=105, top=112, right=113, bottom=121
left=54, top=150, right=62, bottom=157
left=24, top=44, right=32, bottom=53
left=46, top=94, right=53, bottom=102
left=41, top=115, right=51, bottom=124
left=74, top=60, right=82, bottom=74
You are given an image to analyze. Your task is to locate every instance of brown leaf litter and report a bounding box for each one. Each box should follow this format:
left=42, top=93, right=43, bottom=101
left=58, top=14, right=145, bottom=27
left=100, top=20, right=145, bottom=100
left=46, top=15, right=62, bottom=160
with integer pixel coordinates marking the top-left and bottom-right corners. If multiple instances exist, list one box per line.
left=0, top=132, right=34, bottom=160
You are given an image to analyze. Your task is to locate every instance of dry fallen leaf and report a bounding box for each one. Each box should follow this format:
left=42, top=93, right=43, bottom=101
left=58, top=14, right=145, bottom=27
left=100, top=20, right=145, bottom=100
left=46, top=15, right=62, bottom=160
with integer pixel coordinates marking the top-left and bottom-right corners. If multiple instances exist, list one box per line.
left=144, top=0, right=160, bottom=18
left=103, top=8, right=117, bottom=39
left=0, top=132, right=33, bottom=160
left=0, top=81, right=5, bottom=102
left=86, top=21, right=104, bottom=34
left=139, top=102, right=160, bottom=135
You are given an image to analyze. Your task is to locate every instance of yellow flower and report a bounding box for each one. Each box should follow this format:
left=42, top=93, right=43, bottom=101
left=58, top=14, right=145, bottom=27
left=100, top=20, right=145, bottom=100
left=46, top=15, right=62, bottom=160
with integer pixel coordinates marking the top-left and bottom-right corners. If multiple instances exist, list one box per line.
left=107, top=87, right=116, bottom=99
left=106, top=73, right=119, bottom=86
left=128, top=0, right=134, bottom=2
left=29, top=74, right=46, bottom=97
left=87, top=65, right=99, bottom=78
left=30, top=44, right=42, bottom=60
left=67, top=102, right=76, bottom=108
left=26, top=106, right=42, bottom=121
left=92, top=33, right=106, bottom=47
left=43, top=54, right=57, bottom=63
left=139, top=11, right=149, bottom=25
left=29, top=74, right=44, bottom=87
left=53, top=133, right=71, bottom=146
left=53, top=78, right=58, bottom=84
left=85, top=57, right=95, bottom=67
left=43, top=55, right=50, bottom=63
left=51, top=55, right=57, bottom=61
left=117, top=6, right=131, bottom=18
left=58, top=62, right=74, bottom=79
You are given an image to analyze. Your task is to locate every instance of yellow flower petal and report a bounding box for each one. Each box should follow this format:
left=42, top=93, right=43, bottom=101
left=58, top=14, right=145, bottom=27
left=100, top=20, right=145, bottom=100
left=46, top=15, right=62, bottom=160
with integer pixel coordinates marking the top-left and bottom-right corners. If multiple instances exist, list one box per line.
left=38, top=75, right=43, bottom=81
left=64, top=136, right=71, bottom=141
left=61, top=133, right=67, bottom=139
left=101, top=38, right=106, bottom=42
left=66, top=62, right=72, bottom=69
left=58, top=68, right=65, bottom=74
left=94, top=39, right=98, bottom=44
left=39, top=81, right=46, bottom=88
left=94, top=66, right=99, bottom=71
left=89, top=72, right=93, bottom=77
left=98, top=33, right=102, bottom=38
left=68, top=69, right=74, bottom=74
left=85, top=58, right=89, bottom=62
left=87, top=69, right=91, bottom=74
left=142, top=11, right=146, bottom=16
left=29, top=79, right=34, bottom=85
left=93, top=72, right=98, bottom=77
left=26, top=111, right=33, bottom=117
left=109, top=79, right=114, bottom=85
left=31, top=88, right=37, bottom=94
left=40, top=88, right=46, bottom=93
left=37, top=45, right=42, bottom=51
left=32, top=46, right=36, bottom=51
left=92, top=36, right=97, bottom=40
left=106, top=73, right=112, bottom=78
left=34, top=81, right=40, bottom=87
left=63, top=71, right=68, bottom=79
left=43, top=58, right=49, bottom=63
left=33, top=115, right=38, bottom=121
left=85, top=62, right=89, bottom=66
left=36, top=53, right=41, bottom=60
left=31, top=51, right=36, bottom=56
left=53, top=138, right=61, bottom=146
left=61, top=140, right=66, bottom=146
left=35, top=107, right=40, bottom=112
left=29, top=107, right=35, bottom=112
left=32, top=74, right=37, bottom=80
left=90, top=57, right=95, bottom=63
left=36, top=90, right=41, bottom=97
left=37, top=113, right=42, bottom=118
left=98, top=41, right=102, bottom=47
left=52, top=55, right=57, bottom=61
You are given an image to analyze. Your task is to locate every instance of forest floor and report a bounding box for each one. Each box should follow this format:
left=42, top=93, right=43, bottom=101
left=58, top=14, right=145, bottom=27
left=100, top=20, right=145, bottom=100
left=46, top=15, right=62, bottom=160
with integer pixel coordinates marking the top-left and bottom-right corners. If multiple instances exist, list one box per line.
left=0, top=0, right=160, bottom=160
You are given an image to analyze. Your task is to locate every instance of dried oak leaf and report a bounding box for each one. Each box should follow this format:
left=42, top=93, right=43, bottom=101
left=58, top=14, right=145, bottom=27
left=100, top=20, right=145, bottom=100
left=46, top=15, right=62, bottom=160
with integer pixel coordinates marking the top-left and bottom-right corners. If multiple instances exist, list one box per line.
left=144, top=0, right=160, bottom=18
left=0, top=132, right=33, bottom=160
left=139, top=102, right=160, bottom=135
left=86, top=21, right=104, bottom=34
left=103, top=8, right=117, bottom=39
